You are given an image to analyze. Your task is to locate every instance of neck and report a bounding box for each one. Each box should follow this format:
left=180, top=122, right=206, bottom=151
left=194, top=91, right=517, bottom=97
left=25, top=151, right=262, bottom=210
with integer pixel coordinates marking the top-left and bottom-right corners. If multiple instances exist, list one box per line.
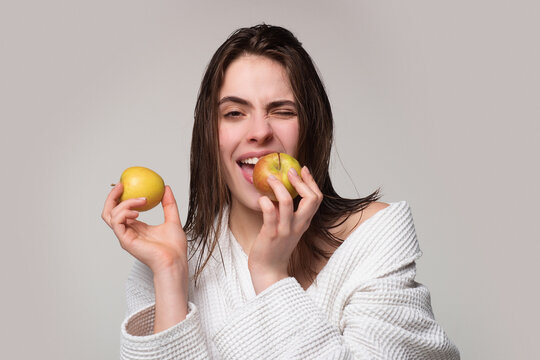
left=228, top=199, right=264, bottom=255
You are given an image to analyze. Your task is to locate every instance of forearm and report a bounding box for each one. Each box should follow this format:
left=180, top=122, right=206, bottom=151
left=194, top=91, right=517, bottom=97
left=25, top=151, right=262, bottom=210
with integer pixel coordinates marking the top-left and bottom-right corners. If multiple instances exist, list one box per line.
left=152, top=263, right=189, bottom=333
left=122, top=260, right=211, bottom=360
left=249, top=262, right=288, bottom=295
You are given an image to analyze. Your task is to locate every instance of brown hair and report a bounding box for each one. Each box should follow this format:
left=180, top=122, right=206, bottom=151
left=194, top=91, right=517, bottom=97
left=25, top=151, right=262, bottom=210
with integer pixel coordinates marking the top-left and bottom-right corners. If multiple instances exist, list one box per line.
left=184, top=24, right=381, bottom=284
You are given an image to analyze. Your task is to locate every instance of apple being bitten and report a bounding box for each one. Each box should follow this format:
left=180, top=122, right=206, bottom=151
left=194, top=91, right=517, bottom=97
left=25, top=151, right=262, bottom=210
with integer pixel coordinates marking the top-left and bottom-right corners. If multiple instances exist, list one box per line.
left=253, top=153, right=302, bottom=201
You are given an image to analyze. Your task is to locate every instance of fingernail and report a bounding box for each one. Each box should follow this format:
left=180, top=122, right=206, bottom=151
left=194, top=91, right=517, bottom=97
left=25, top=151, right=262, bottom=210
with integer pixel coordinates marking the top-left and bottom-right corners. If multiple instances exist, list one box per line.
left=137, top=197, right=146, bottom=201
left=288, top=168, right=298, bottom=177
left=268, top=175, right=277, bottom=181
left=303, top=166, right=310, bottom=175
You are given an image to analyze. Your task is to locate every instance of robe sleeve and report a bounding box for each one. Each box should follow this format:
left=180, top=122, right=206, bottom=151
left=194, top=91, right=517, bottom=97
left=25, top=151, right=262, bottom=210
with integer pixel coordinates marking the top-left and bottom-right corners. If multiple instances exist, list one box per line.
left=119, top=260, right=211, bottom=360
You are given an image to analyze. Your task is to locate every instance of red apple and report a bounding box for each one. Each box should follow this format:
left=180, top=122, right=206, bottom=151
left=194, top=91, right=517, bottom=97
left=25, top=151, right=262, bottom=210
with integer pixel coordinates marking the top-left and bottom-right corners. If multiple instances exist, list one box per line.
left=253, top=153, right=302, bottom=201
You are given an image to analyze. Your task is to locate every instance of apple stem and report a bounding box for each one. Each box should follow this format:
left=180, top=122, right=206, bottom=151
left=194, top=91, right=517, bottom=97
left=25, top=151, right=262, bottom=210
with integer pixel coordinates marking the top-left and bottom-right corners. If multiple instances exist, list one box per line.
left=278, top=153, right=281, bottom=170
left=110, top=183, right=116, bottom=187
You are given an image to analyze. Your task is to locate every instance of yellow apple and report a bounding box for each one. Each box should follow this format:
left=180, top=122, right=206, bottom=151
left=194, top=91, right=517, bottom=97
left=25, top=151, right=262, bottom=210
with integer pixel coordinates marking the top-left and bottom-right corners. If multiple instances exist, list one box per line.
left=118, top=166, right=165, bottom=211
left=253, top=153, right=302, bottom=201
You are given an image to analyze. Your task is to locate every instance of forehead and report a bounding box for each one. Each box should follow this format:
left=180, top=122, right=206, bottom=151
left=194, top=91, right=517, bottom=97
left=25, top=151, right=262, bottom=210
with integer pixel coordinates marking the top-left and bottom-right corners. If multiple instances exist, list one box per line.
left=219, top=55, right=294, bottom=101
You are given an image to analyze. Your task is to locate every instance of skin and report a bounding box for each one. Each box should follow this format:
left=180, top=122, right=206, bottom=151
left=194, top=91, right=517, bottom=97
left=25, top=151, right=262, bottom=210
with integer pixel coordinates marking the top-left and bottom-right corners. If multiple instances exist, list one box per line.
left=217, top=55, right=323, bottom=292
left=102, top=184, right=188, bottom=333
left=101, top=54, right=388, bottom=334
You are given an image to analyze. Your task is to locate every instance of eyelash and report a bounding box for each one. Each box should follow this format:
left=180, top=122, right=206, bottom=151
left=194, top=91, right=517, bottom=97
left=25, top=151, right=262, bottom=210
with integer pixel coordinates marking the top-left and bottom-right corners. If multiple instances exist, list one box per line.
left=223, top=111, right=296, bottom=118
left=275, top=111, right=296, bottom=116
left=224, top=111, right=243, bottom=118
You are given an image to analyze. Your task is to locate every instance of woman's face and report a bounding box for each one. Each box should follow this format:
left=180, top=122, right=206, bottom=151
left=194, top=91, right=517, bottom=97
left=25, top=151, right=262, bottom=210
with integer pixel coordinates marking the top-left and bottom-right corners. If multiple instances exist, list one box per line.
left=218, top=55, right=300, bottom=212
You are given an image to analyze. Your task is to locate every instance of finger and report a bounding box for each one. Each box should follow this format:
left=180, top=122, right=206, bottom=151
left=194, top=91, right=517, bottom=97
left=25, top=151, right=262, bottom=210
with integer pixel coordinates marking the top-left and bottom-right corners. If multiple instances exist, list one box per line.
left=294, top=167, right=324, bottom=224
left=266, top=175, right=293, bottom=231
left=110, top=197, right=147, bottom=221
left=258, top=196, right=278, bottom=238
left=101, top=183, right=124, bottom=225
left=162, top=185, right=182, bottom=226
left=287, top=167, right=316, bottom=201
left=114, top=212, right=144, bottom=252
left=300, top=166, right=323, bottom=200
left=110, top=207, right=140, bottom=240
left=108, top=198, right=146, bottom=227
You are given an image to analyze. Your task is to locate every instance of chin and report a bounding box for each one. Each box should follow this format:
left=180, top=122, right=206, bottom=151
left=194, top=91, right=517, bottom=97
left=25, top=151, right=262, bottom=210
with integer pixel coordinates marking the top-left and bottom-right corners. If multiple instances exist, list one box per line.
left=231, top=190, right=264, bottom=213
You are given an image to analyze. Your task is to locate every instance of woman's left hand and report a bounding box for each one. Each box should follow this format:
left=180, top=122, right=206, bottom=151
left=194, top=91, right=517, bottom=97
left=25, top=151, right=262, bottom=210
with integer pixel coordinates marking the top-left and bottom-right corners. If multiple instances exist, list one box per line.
left=248, top=166, right=323, bottom=294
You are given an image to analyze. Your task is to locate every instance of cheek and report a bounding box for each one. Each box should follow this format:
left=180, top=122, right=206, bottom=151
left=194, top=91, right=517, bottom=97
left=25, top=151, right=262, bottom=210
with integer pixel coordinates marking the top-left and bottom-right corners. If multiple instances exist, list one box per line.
left=218, top=126, right=232, bottom=154
left=280, top=122, right=300, bottom=156
left=218, top=126, right=237, bottom=176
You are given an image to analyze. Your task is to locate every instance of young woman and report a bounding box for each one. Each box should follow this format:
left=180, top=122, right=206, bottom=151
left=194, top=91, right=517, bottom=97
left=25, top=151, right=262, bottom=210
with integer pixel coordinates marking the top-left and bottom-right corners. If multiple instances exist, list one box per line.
left=102, top=24, right=460, bottom=359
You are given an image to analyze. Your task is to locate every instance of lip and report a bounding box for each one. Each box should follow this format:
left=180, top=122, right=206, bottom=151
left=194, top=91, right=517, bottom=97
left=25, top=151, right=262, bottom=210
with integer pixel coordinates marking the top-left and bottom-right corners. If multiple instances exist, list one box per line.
left=236, top=150, right=279, bottom=162
left=236, top=150, right=281, bottom=184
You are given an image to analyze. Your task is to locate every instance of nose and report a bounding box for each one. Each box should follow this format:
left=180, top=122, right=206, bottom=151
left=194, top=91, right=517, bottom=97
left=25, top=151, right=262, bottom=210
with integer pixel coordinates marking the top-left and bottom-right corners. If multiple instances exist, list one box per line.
left=247, top=113, right=273, bottom=144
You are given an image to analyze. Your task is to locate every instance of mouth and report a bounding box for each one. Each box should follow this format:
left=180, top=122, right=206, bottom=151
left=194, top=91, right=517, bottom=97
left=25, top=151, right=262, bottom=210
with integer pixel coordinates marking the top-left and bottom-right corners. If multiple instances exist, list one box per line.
left=236, top=156, right=259, bottom=184
left=235, top=151, right=277, bottom=184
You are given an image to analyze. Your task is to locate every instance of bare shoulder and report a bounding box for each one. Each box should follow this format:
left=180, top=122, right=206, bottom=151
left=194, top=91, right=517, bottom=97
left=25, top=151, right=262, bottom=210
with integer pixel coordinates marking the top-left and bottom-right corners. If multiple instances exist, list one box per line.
left=333, top=201, right=390, bottom=239
left=361, top=201, right=390, bottom=220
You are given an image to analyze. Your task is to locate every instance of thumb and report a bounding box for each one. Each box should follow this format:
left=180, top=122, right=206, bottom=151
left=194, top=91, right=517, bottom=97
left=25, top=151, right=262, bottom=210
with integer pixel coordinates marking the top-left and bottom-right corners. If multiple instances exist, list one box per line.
left=162, top=185, right=182, bottom=226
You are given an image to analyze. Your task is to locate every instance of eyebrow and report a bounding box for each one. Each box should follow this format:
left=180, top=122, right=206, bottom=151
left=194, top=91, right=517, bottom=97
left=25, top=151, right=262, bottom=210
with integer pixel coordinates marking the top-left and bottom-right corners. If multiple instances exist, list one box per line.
left=218, top=96, right=249, bottom=106
left=218, top=96, right=297, bottom=111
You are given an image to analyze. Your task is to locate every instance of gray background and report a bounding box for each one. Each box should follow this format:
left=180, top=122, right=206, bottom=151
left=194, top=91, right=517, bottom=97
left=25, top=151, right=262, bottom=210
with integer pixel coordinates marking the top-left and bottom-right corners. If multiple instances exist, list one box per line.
left=1, top=0, right=538, bottom=359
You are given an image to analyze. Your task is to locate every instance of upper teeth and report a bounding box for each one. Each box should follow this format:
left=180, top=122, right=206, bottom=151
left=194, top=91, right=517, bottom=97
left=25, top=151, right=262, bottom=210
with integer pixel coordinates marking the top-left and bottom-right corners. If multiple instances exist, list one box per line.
left=240, top=157, right=259, bottom=165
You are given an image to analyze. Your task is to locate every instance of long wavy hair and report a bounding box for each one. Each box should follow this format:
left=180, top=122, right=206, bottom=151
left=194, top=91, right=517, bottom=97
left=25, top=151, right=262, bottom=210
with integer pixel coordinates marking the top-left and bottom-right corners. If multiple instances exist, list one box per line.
left=184, top=24, right=381, bottom=284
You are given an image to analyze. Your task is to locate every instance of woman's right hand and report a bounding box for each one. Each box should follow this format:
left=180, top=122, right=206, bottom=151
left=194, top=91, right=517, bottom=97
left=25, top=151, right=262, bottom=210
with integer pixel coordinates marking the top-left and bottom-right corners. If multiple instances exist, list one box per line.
left=101, top=183, right=188, bottom=276
left=102, top=183, right=190, bottom=332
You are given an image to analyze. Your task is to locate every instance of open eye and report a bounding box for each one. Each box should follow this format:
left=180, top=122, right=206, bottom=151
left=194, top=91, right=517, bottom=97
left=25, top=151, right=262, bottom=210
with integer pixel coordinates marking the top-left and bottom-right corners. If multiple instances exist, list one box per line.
left=224, top=111, right=244, bottom=118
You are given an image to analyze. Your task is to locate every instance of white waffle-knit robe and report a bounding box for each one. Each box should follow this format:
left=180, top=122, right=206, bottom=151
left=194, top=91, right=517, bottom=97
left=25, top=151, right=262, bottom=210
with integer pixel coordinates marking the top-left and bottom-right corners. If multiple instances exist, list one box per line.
left=120, top=201, right=460, bottom=359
